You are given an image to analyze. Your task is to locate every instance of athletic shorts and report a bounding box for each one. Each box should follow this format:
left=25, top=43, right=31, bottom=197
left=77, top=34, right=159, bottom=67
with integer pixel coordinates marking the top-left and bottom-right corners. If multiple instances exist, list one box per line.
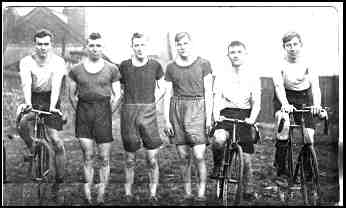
left=17, top=91, right=64, bottom=130
left=273, top=87, right=315, bottom=129
left=121, top=103, right=163, bottom=152
left=76, top=96, right=113, bottom=144
left=169, top=96, right=207, bottom=146
left=215, top=108, right=255, bottom=154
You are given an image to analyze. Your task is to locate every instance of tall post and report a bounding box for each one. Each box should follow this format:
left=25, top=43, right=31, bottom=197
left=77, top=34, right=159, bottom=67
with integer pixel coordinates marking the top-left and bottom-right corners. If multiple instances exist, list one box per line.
left=62, top=35, right=66, bottom=57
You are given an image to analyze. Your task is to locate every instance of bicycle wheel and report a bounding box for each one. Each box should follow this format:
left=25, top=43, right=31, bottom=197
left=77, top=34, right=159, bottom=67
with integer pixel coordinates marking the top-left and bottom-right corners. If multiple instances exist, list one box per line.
left=216, top=175, right=224, bottom=200
left=222, top=145, right=244, bottom=206
left=216, top=147, right=228, bottom=200
left=32, top=139, right=55, bottom=182
left=300, top=145, right=321, bottom=206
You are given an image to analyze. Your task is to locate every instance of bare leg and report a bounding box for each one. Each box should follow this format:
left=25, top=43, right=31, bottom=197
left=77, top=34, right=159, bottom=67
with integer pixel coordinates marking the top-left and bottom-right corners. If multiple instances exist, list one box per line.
left=242, top=153, right=254, bottom=194
left=124, top=151, right=136, bottom=196
left=146, top=148, right=160, bottom=197
left=305, top=128, right=315, bottom=144
left=176, top=145, right=192, bottom=197
left=96, top=142, right=112, bottom=203
left=79, top=138, right=94, bottom=203
left=17, top=113, right=35, bottom=153
left=192, top=144, right=207, bottom=198
left=47, top=128, right=66, bottom=181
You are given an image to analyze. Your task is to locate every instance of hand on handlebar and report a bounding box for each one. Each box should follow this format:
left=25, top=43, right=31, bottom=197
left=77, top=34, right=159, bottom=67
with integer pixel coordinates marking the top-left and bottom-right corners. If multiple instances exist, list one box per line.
left=310, top=105, right=322, bottom=116
left=49, top=107, right=63, bottom=116
left=244, top=117, right=256, bottom=125
left=164, top=121, right=175, bottom=137
left=18, top=103, right=32, bottom=113
left=281, top=104, right=295, bottom=113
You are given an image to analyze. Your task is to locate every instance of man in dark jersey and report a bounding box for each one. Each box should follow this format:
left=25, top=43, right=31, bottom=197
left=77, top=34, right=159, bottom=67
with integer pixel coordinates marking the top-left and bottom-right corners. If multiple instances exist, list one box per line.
left=17, top=29, right=66, bottom=183
left=163, top=32, right=213, bottom=201
left=119, top=33, right=164, bottom=203
left=68, top=32, right=122, bottom=205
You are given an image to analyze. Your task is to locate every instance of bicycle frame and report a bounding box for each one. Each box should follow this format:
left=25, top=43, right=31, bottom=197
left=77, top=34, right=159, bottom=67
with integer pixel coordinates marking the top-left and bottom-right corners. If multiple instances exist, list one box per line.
left=27, top=109, right=53, bottom=181
left=284, top=105, right=327, bottom=205
left=214, top=117, right=257, bottom=205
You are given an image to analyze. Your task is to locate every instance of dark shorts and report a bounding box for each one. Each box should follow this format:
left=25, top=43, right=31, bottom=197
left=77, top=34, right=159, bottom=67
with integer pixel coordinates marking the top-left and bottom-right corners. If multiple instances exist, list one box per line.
left=19, top=91, right=64, bottom=130
left=76, top=97, right=113, bottom=144
left=169, top=96, right=207, bottom=146
left=273, top=87, right=315, bottom=129
left=215, top=108, right=255, bottom=154
left=121, top=103, right=163, bottom=152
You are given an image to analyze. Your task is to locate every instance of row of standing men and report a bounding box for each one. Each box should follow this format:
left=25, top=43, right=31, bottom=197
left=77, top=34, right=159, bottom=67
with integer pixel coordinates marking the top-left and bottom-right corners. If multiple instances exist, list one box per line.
left=17, top=29, right=323, bottom=204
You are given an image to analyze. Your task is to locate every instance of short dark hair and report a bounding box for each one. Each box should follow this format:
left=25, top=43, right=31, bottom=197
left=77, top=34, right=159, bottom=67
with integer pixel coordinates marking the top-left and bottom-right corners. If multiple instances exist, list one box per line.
left=88, top=32, right=102, bottom=40
left=174, top=32, right=191, bottom=42
left=282, top=31, right=302, bottom=47
left=131, top=32, right=146, bottom=44
left=33, top=29, right=53, bottom=42
left=228, top=41, right=246, bottom=52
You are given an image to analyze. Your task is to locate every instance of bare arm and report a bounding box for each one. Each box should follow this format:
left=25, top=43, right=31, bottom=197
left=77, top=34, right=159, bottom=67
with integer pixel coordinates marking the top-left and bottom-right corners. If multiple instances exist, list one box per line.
left=273, top=72, right=290, bottom=108
left=111, top=81, right=123, bottom=113
left=155, top=78, right=166, bottom=104
left=50, top=64, right=65, bottom=112
left=163, top=80, right=173, bottom=126
left=309, top=69, right=321, bottom=107
left=19, top=59, right=32, bottom=106
left=68, top=76, right=78, bottom=110
left=204, top=73, right=213, bottom=127
left=248, top=77, right=262, bottom=123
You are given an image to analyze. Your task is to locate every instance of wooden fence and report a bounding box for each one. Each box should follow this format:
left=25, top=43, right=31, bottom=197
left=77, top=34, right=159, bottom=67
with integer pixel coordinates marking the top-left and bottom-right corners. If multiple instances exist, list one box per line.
left=258, top=76, right=339, bottom=123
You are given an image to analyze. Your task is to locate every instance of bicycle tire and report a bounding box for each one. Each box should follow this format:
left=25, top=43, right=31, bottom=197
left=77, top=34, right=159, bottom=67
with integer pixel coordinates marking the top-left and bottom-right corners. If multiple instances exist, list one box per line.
left=216, top=146, right=228, bottom=200
left=32, top=139, right=55, bottom=182
left=222, top=145, right=244, bottom=206
left=300, top=145, right=321, bottom=206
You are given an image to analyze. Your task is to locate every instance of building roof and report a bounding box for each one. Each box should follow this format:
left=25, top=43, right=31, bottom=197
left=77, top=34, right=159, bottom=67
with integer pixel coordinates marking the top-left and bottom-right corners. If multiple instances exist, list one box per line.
left=11, top=7, right=85, bottom=44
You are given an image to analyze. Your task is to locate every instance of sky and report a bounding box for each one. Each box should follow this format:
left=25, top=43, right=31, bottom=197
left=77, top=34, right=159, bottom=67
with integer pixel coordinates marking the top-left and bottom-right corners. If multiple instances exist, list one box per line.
left=7, top=4, right=343, bottom=76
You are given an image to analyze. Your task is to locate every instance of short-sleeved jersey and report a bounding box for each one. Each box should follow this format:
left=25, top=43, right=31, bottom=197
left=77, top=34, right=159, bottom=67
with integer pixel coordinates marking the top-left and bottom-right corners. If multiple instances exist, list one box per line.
left=119, top=59, right=164, bottom=104
left=19, top=53, right=67, bottom=92
left=69, top=60, right=121, bottom=100
left=164, top=57, right=212, bottom=97
left=214, top=63, right=261, bottom=110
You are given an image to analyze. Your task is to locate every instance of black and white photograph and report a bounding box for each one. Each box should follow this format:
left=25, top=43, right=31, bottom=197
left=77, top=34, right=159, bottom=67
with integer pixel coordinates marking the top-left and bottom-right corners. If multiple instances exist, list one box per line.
left=2, top=2, right=342, bottom=207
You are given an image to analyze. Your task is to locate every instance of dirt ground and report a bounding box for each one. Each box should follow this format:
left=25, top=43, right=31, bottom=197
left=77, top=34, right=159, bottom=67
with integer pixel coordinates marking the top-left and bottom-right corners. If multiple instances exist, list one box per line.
left=2, top=119, right=340, bottom=206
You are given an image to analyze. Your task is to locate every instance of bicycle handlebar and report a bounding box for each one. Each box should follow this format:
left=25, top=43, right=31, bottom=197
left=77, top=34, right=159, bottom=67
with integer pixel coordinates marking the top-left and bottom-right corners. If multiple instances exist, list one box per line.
left=218, top=116, right=256, bottom=127
left=292, top=106, right=329, bottom=114
left=209, top=116, right=260, bottom=142
left=30, top=109, right=52, bottom=115
left=289, top=106, right=329, bottom=135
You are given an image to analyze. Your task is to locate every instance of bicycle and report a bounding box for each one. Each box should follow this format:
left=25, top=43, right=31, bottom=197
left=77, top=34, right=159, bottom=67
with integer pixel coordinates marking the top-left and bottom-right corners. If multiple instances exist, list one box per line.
left=22, top=108, right=56, bottom=182
left=281, top=105, right=328, bottom=206
left=209, top=116, right=259, bottom=206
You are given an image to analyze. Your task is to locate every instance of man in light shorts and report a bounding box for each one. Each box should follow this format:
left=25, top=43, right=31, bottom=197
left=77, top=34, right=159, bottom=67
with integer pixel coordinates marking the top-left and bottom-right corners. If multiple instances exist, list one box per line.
left=68, top=32, right=122, bottom=204
left=163, top=32, right=213, bottom=201
left=119, top=33, right=164, bottom=203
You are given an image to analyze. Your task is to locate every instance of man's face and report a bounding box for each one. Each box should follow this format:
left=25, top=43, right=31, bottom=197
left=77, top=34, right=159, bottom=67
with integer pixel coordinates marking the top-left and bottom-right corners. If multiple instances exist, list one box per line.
left=34, top=36, right=52, bottom=58
left=86, top=38, right=103, bottom=61
left=283, top=37, right=302, bottom=58
left=227, top=45, right=247, bottom=67
left=176, top=36, right=192, bottom=58
left=132, top=37, right=148, bottom=60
